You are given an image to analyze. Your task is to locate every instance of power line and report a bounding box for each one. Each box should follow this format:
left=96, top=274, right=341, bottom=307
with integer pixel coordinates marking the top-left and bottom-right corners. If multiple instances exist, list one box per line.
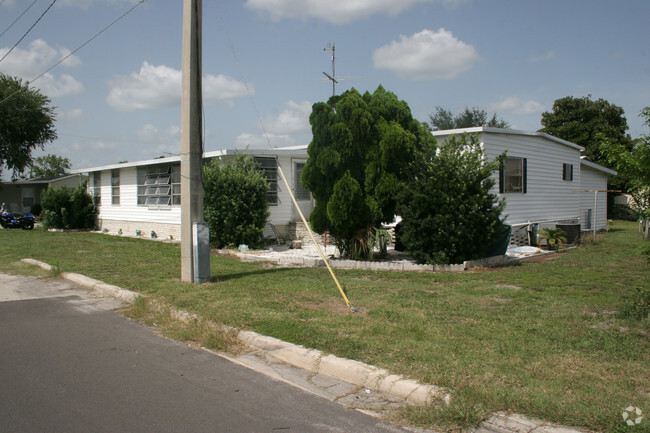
left=0, top=0, right=148, bottom=107
left=0, top=0, right=57, bottom=65
left=0, top=0, right=39, bottom=40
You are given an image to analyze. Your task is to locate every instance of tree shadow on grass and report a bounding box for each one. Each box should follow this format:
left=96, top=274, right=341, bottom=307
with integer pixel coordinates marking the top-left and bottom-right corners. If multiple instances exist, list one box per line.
left=210, top=265, right=300, bottom=283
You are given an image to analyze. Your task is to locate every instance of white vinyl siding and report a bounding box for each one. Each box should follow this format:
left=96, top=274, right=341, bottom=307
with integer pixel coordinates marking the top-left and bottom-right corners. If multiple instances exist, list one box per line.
left=579, top=165, right=609, bottom=231
left=92, top=167, right=182, bottom=226
left=482, top=132, right=581, bottom=226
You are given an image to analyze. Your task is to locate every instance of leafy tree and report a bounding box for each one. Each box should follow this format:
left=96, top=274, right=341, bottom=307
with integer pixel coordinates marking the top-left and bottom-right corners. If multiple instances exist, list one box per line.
left=301, top=86, right=434, bottom=259
left=539, top=95, right=633, bottom=165
left=41, top=182, right=96, bottom=230
left=428, top=106, right=510, bottom=131
left=0, top=74, right=57, bottom=178
left=396, top=134, right=505, bottom=265
left=203, top=152, right=270, bottom=249
left=30, top=154, right=71, bottom=178
left=598, top=107, right=650, bottom=239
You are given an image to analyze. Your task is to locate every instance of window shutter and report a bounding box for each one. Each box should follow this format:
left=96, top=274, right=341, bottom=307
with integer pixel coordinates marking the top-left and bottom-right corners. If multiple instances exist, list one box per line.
left=499, top=162, right=504, bottom=194
left=522, top=158, right=528, bottom=194
left=570, top=164, right=573, bottom=181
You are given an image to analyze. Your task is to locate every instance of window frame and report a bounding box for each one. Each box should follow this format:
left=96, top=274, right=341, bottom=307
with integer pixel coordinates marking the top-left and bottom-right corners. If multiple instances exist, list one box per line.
left=111, top=169, right=120, bottom=205
left=91, top=172, right=101, bottom=207
left=254, top=157, right=278, bottom=206
left=137, top=163, right=181, bottom=209
left=499, top=157, right=527, bottom=194
left=562, top=163, right=574, bottom=181
left=293, top=161, right=310, bottom=201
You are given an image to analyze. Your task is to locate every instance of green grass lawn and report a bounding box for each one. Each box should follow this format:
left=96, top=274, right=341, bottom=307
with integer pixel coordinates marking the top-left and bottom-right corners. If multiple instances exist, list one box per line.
left=1, top=221, right=648, bottom=432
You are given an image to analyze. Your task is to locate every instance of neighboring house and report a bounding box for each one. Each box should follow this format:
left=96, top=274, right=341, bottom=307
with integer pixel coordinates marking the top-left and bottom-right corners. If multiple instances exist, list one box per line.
left=431, top=127, right=616, bottom=244
left=70, top=147, right=312, bottom=241
left=0, top=174, right=85, bottom=214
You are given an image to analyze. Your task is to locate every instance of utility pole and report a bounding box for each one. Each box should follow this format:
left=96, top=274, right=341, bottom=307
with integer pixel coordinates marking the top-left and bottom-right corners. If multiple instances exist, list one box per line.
left=323, top=42, right=337, bottom=97
left=180, top=0, right=209, bottom=283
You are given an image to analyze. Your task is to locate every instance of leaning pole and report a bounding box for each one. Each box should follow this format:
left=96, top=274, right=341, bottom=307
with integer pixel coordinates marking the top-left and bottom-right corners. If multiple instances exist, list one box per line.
left=180, top=0, right=209, bottom=283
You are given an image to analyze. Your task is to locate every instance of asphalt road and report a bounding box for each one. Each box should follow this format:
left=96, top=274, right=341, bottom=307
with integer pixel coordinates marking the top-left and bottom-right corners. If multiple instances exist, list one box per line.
left=0, top=273, right=409, bottom=433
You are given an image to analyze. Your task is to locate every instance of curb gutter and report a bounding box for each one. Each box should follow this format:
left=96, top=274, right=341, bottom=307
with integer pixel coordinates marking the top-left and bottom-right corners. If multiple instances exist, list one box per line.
left=20, top=258, right=590, bottom=433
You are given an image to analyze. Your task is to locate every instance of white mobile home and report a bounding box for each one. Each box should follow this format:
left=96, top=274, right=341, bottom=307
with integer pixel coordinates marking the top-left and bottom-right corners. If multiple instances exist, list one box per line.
left=431, top=127, right=616, bottom=243
left=71, top=147, right=312, bottom=241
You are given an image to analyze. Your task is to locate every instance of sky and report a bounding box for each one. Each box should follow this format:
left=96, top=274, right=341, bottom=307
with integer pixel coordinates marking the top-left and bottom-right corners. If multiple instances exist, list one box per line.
left=1, top=0, right=649, bottom=178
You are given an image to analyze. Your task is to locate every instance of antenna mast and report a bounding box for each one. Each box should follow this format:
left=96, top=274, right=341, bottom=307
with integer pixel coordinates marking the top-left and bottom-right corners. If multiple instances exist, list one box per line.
left=323, top=42, right=337, bottom=97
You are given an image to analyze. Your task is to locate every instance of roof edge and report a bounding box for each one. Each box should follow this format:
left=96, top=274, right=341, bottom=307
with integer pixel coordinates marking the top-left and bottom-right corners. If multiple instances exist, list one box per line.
left=430, top=127, right=585, bottom=152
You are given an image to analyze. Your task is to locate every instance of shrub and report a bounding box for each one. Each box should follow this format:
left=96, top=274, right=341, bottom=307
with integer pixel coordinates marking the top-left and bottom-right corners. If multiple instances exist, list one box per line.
left=396, top=134, right=505, bottom=265
left=203, top=153, right=270, bottom=249
left=41, top=182, right=97, bottom=229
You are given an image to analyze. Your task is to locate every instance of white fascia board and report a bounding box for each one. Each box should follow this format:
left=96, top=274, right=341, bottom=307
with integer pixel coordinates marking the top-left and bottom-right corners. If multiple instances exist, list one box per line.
left=580, top=159, right=617, bottom=176
left=431, top=127, right=584, bottom=152
left=70, top=145, right=309, bottom=174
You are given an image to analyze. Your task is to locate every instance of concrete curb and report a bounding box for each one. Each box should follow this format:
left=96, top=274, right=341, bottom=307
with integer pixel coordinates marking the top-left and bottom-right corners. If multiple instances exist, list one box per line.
left=19, top=258, right=588, bottom=433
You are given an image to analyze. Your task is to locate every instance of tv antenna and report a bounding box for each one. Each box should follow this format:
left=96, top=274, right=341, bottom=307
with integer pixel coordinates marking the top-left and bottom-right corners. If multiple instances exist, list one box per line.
left=323, top=42, right=337, bottom=97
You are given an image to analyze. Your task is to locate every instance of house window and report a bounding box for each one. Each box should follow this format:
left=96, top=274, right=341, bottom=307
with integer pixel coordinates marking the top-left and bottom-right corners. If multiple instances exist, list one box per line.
left=137, top=163, right=181, bottom=208
left=91, top=172, right=101, bottom=207
left=294, top=162, right=310, bottom=201
left=111, top=169, right=120, bottom=205
left=562, top=163, right=573, bottom=181
left=254, top=157, right=278, bottom=205
left=499, top=157, right=527, bottom=193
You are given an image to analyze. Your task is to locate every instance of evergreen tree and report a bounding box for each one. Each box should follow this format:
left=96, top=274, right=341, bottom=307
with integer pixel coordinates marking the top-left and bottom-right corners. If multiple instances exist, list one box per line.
left=301, top=86, right=434, bottom=258
left=396, top=134, right=505, bottom=265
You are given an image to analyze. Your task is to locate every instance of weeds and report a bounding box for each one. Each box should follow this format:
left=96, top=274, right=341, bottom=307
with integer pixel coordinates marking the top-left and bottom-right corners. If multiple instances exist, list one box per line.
left=123, top=296, right=242, bottom=353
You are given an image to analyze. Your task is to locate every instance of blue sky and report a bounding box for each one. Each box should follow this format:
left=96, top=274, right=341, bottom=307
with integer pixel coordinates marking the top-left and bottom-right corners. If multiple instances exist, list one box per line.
left=1, top=0, right=648, bottom=177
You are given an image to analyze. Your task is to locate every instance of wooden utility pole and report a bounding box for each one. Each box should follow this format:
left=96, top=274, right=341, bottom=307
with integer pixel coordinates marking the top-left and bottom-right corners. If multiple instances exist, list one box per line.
left=180, top=0, right=209, bottom=283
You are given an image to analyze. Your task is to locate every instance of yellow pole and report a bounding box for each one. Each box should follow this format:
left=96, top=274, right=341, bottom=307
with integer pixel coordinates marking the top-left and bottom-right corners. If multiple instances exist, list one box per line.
left=275, top=161, right=356, bottom=311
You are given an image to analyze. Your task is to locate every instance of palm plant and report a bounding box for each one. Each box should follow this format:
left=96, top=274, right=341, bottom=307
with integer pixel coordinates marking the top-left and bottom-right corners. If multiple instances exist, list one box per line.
left=539, top=227, right=568, bottom=250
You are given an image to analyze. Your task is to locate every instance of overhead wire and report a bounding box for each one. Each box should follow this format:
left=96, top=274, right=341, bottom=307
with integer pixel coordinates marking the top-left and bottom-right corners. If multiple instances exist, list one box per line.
left=0, top=0, right=39, bottom=40
left=0, top=0, right=148, bottom=107
left=0, top=0, right=57, bottom=64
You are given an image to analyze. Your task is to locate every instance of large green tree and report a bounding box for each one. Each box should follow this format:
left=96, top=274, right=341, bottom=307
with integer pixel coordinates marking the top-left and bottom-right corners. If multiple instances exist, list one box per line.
left=598, top=107, right=650, bottom=238
left=0, top=74, right=57, bottom=178
left=396, top=134, right=505, bottom=264
left=539, top=95, right=633, bottom=165
left=30, top=154, right=71, bottom=178
left=301, top=86, right=434, bottom=258
left=428, top=106, right=510, bottom=131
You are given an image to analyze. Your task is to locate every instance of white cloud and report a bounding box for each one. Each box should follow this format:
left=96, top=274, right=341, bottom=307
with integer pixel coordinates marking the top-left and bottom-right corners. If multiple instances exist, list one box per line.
left=0, top=39, right=83, bottom=97
left=106, top=62, right=249, bottom=111
left=244, top=0, right=467, bottom=24
left=61, top=108, right=83, bottom=120
left=136, top=123, right=181, bottom=143
left=528, top=50, right=555, bottom=63
left=490, top=96, right=545, bottom=115
left=263, top=100, right=312, bottom=134
left=373, top=29, right=479, bottom=81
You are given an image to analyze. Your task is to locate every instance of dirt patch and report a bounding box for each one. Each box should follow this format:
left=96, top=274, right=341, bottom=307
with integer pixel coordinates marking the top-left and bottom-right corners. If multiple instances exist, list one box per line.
left=297, top=299, right=369, bottom=315
left=495, top=284, right=522, bottom=290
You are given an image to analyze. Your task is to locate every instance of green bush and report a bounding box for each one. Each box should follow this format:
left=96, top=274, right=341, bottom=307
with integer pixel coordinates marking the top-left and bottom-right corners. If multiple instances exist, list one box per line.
left=396, top=134, right=505, bottom=265
left=30, top=203, right=42, bottom=216
left=203, top=153, right=270, bottom=249
left=41, top=182, right=96, bottom=229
